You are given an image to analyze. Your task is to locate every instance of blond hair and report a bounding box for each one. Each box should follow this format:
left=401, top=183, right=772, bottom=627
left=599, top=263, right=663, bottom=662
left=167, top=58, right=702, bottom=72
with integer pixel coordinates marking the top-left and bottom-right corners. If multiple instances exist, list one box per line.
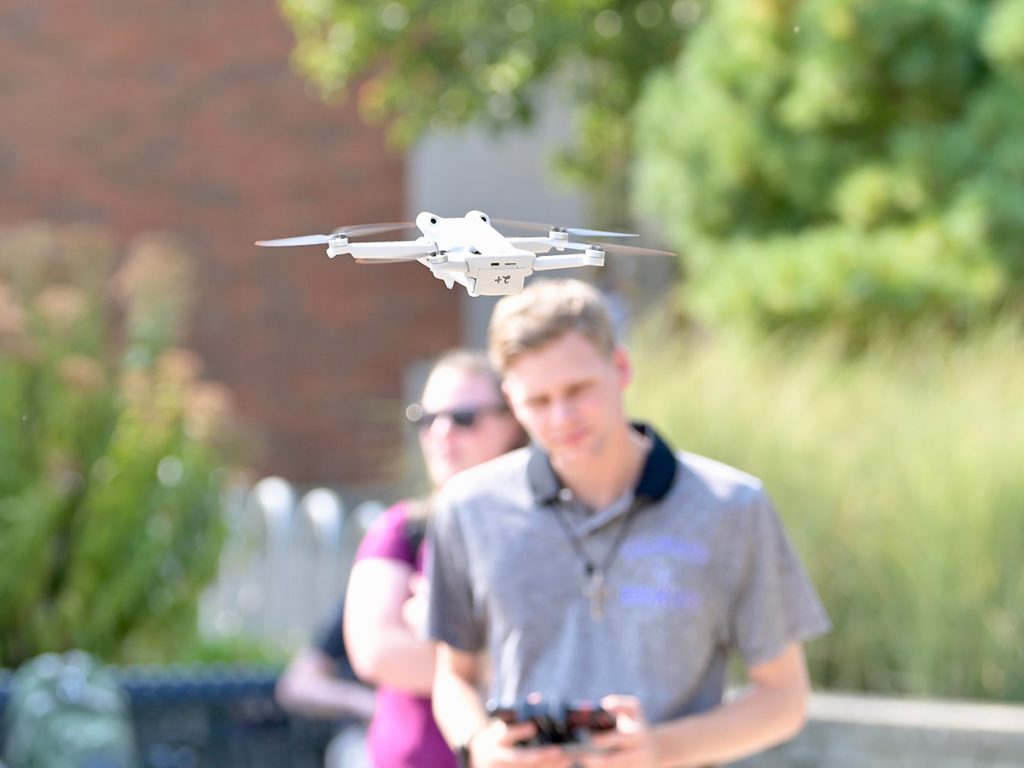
left=488, top=279, right=617, bottom=373
left=422, top=348, right=502, bottom=398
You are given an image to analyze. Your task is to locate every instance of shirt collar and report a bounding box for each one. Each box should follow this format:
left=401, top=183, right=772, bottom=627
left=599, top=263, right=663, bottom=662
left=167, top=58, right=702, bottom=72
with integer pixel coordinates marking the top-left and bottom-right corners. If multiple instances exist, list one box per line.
left=526, top=422, right=678, bottom=507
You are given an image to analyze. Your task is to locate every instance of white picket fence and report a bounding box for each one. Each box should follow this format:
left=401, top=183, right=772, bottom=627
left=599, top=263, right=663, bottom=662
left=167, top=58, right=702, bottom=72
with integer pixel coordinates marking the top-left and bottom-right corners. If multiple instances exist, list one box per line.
left=198, top=476, right=387, bottom=650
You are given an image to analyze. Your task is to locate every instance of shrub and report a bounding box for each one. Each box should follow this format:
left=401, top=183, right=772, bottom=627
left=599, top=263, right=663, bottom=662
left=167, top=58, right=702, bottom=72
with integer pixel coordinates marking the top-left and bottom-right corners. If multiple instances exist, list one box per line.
left=633, top=0, right=1024, bottom=338
left=0, top=224, right=242, bottom=667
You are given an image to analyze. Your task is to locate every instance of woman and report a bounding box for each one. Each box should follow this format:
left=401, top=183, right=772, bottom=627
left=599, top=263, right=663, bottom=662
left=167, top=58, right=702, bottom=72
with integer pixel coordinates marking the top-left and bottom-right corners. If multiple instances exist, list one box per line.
left=344, top=350, right=526, bottom=768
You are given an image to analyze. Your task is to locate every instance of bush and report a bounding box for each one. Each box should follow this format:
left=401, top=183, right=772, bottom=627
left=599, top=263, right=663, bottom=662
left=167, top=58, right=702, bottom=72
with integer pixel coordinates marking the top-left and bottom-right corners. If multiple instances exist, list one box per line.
left=0, top=224, right=242, bottom=668
left=628, top=314, right=1024, bottom=701
left=633, top=0, right=1024, bottom=337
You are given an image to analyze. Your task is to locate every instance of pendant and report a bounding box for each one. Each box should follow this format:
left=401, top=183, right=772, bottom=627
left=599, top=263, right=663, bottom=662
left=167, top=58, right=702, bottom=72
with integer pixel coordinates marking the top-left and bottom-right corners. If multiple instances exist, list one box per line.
left=587, top=570, right=607, bottom=621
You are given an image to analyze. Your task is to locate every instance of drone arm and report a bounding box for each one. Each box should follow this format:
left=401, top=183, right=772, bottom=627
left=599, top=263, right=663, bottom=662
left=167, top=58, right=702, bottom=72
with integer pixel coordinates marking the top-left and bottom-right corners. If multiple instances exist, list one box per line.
left=533, top=251, right=604, bottom=271
left=327, top=240, right=438, bottom=260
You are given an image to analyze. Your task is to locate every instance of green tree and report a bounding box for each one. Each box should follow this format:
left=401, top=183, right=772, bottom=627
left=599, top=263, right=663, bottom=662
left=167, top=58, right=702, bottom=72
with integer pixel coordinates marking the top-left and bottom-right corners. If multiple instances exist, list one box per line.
left=280, top=0, right=697, bottom=221
left=634, top=0, right=1024, bottom=338
left=0, top=225, right=242, bottom=667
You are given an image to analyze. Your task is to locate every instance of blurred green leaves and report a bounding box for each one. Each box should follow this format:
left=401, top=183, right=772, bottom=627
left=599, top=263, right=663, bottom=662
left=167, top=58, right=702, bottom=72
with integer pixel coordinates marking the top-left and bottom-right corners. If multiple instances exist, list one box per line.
left=282, top=0, right=1024, bottom=336
left=634, top=0, right=1024, bottom=338
left=0, top=225, right=242, bottom=667
left=279, top=0, right=692, bottom=208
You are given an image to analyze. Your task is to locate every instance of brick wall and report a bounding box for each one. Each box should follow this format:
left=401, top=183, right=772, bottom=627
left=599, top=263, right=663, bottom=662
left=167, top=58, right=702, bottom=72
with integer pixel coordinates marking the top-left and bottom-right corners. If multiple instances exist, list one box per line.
left=0, top=1, right=460, bottom=487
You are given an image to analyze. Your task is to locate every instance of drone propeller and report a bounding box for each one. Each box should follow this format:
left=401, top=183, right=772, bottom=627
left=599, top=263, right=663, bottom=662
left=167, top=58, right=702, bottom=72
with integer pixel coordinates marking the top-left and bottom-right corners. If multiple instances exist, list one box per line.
left=255, top=221, right=415, bottom=248
left=559, top=240, right=676, bottom=257
left=494, top=218, right=639, bottom=239
left=354, top=257, right=423, bottom=264
left=256, top=234, right=336, bottom=247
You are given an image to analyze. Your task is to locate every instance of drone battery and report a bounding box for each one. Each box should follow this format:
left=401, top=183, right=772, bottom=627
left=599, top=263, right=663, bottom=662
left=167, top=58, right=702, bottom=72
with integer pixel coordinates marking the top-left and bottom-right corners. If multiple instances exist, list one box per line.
left=473, top=267, right=531, bottom=296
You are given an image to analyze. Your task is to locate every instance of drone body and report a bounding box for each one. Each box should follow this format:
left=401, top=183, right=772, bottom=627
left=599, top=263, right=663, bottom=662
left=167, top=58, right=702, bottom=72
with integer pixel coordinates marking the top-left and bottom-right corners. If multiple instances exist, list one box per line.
left=256, top=210, right=673, bottom=297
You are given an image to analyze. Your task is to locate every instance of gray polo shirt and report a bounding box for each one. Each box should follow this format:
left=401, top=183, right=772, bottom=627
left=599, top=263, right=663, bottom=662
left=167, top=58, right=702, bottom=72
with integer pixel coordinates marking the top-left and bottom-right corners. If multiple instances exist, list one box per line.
left=427, top=425, right=830, bottom=725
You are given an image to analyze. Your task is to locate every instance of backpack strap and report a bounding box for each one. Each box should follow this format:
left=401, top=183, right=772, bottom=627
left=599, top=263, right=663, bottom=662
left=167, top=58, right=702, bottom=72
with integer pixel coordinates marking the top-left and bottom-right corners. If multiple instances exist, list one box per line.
left=401, top=501, right=430, bottom=561
left=402, top=510, right=429, bottom=560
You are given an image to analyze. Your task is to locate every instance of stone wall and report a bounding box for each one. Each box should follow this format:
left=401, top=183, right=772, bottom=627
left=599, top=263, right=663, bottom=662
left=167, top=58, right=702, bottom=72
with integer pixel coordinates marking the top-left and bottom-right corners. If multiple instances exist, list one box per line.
left=733, top=692, right=1024, bottom=768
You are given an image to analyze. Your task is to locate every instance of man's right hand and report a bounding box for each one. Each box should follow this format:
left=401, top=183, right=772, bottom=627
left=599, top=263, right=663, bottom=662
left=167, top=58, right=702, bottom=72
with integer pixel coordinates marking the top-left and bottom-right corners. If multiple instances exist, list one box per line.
left=468, top=718, right=575, bottom=768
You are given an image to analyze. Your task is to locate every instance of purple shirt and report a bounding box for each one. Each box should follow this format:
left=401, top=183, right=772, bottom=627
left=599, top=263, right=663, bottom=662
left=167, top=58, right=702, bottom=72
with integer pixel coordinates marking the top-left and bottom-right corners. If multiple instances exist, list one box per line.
left=355, top=501, right=456, bottom=768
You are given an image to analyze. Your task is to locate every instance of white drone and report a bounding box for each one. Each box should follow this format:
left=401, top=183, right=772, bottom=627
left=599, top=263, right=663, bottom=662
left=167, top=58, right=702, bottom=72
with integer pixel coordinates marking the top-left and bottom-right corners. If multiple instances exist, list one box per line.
left=256, top=210, right=674, bottom=297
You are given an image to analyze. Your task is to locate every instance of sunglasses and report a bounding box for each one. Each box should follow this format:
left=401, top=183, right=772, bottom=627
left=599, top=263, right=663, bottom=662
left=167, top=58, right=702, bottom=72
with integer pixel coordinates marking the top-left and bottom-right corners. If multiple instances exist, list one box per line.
left=406, top=403, right=509, bottom=430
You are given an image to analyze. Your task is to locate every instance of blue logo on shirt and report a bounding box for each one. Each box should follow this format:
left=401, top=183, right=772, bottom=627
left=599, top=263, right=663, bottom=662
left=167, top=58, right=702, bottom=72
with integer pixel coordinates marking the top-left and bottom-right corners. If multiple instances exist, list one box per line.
left=621, top=535, right=710, bottom=565
left=617, top=535, right=707, bottom=612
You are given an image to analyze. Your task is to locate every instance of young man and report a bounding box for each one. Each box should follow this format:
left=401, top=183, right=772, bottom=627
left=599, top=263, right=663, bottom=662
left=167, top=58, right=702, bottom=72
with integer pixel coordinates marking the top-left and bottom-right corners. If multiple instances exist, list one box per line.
left=427, top=279, right=830, bottom=768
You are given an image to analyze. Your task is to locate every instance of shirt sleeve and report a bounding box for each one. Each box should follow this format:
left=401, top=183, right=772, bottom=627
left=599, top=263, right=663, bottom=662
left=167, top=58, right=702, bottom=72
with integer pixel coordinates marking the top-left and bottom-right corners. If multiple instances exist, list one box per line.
left=314, top=604, right=358, bottom=681
left=729, top=489, right=831, bottom=667
left=425, top=488, right=486, bottom=652
left=354, top=501, right=416, bottom=566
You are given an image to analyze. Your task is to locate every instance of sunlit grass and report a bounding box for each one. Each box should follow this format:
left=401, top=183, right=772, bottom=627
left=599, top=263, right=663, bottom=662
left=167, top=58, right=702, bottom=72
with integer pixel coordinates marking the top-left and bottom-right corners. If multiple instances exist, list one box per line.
left=628, top=315, right=1024, bottom=701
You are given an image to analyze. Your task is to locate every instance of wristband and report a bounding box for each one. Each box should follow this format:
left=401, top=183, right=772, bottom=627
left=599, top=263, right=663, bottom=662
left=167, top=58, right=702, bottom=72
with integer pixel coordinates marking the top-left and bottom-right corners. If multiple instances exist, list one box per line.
left=456, top=725, right=484, bottom=768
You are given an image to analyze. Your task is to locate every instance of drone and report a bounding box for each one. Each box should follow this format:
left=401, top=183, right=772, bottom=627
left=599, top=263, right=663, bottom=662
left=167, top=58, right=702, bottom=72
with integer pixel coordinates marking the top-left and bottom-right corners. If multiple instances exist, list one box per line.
left=255, top=210, right=674, bottom=297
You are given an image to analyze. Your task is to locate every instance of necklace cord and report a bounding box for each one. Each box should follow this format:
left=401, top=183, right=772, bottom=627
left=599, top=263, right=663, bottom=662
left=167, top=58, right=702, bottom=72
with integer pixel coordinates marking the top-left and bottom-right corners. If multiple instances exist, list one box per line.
left=550, top=498, right=645, bottom=580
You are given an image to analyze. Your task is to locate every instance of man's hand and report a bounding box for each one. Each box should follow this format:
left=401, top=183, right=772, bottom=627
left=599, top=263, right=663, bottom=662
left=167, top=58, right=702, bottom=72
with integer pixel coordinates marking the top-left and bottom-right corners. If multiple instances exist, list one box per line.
left=469, top=718, right=575, bottom=768
left=577, top=695, right=657, bottom=768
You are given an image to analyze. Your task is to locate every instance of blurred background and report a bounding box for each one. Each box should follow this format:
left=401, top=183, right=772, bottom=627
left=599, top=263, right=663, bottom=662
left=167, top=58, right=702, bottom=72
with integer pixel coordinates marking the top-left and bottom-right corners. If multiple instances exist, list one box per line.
left=1, top=0, right=1023, bottom=764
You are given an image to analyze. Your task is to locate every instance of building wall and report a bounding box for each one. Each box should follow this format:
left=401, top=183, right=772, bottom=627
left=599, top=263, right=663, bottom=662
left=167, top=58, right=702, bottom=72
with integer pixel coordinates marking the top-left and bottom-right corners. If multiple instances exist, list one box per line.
left=0, top=1, right=460, bottom=488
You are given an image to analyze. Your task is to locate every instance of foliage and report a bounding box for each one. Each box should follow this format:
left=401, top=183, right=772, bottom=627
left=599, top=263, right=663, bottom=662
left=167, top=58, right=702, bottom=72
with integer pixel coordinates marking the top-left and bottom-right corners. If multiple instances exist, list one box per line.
left=634, top=0, right=1024, bottom=338
left=0, top=224, right=242, bottom=668
left=279, top=0, right=697, bottom=217
left=179, top=636, right=288, bottom=666
left=628, top=313, right=1024, bottom=701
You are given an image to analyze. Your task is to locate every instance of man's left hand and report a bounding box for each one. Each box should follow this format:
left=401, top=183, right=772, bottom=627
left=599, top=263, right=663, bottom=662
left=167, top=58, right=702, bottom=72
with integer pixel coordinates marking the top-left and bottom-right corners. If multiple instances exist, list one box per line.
left=575, top=695, right=657, bottom=768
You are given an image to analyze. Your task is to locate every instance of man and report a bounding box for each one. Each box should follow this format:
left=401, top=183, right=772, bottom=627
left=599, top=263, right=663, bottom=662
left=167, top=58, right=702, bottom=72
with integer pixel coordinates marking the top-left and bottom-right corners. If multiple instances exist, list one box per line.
left=426, top=278, right=830, bottom=768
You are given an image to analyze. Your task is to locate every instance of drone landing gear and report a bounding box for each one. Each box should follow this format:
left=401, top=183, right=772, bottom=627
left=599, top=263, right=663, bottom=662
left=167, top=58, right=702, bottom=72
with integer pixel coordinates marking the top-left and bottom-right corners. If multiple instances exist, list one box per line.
left=428, top=258, right=468, bottom=293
